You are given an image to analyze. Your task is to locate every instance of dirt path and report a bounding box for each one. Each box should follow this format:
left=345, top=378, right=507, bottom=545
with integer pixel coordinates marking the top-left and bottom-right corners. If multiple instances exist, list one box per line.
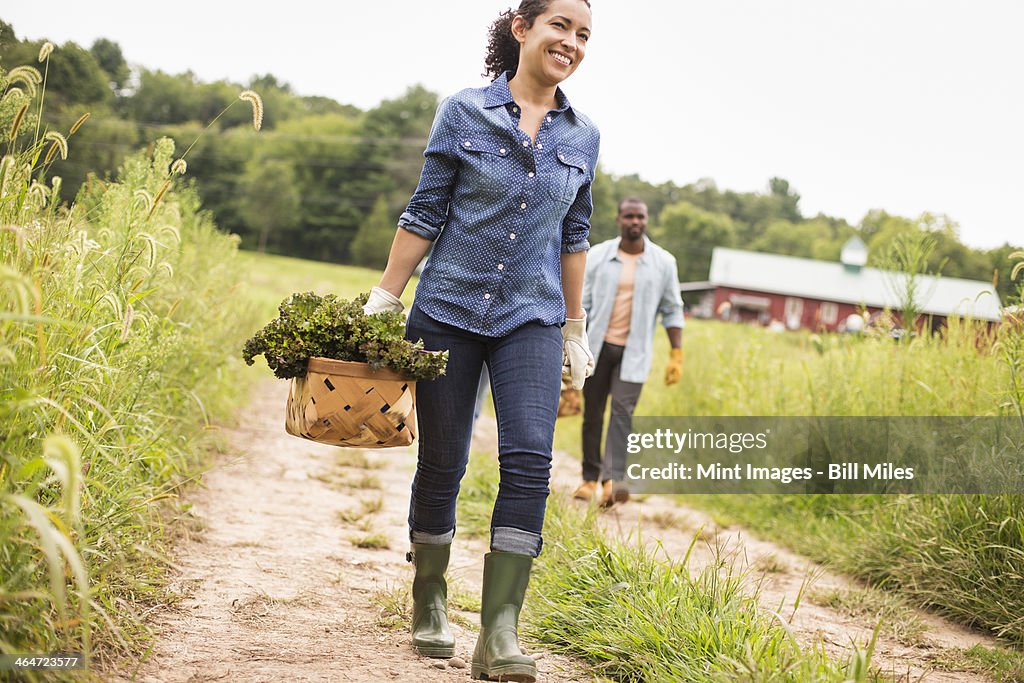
left=116, top=380, right=1000, bottom=682
left=113, top=380, right=588, bottom=683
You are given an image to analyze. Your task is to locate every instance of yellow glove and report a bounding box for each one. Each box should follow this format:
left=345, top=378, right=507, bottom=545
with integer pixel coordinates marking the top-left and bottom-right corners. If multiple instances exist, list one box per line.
left=664, top=348, right=684, bottom=386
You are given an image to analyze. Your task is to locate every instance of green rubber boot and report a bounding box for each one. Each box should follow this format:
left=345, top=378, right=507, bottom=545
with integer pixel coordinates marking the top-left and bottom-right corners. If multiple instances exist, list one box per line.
left=471, top=551, right=536, bottom=682
left=409, top=543, right=455, bottom=658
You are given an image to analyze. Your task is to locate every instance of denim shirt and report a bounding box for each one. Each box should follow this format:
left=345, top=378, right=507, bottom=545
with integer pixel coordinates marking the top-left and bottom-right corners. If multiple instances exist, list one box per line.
left=399, top=72, right=600, bottom=337
left=582, top=236, right=685, bottom=383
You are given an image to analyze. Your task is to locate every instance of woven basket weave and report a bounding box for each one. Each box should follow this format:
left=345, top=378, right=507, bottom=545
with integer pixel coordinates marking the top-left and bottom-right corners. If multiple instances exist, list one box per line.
left=285, top=357, right=417, bottom=448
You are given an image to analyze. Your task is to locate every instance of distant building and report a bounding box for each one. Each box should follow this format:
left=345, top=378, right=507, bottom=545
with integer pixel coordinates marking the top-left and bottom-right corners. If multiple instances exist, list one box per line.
left=692, top=238, right=1002, bottom=331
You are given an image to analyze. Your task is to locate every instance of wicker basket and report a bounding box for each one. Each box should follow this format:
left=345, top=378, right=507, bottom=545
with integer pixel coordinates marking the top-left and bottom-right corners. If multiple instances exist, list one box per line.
left=285, top=357, right=417, bottom=448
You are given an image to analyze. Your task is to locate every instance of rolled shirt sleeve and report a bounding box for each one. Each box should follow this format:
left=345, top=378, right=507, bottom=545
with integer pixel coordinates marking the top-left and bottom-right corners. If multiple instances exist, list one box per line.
left=398, top=97, right=461, bottom=241
left=560, top=133, right=600, bottom=254
left=659, top=255, right=686, bottom=329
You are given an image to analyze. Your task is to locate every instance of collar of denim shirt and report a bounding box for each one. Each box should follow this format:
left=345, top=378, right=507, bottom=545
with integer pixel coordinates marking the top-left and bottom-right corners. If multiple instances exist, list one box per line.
left=604, top=235, right=652, bottom=264
left=482, top=71, right=581, bottom=124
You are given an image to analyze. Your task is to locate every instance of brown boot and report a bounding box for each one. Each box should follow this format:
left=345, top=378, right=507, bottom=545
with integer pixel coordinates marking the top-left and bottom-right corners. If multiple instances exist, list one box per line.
left=572, top=480, right=598, bottom=501
left=599, top=480, right=630, bottom=508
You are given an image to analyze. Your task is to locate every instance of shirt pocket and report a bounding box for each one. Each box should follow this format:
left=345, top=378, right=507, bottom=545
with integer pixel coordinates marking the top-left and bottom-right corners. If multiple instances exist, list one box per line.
left=549, top=144, right=590, bottom=206
left=457, top=131, right=512, bottom=197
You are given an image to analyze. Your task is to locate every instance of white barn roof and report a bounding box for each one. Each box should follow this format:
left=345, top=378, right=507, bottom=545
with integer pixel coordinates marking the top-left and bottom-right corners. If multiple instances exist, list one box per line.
left=709, top=247, right=1002, bottom=322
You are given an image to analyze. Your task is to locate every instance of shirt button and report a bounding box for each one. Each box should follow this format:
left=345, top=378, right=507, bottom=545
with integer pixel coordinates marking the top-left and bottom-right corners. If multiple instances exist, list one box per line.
left=484, top=293, right=491, bottom=300
left=528, top=172, right=535, bottom=178
left=536, top=143, right=543, bottom=150
left=559, top=154, right=565, bottom=161
left=520, top=202, right=527, bottom=210
left=509, top=233, right=516, bottom=240
left=522, top=140, right=530, bottom=148
left=512, top=106, right=519, bottom=113
left=499, top=148, right=507, bottom=154
left=497, top=264, right=504, bottom=270
left=464, top=141, right=472, bottom=147
left=546, top=116, right=552, bottom=123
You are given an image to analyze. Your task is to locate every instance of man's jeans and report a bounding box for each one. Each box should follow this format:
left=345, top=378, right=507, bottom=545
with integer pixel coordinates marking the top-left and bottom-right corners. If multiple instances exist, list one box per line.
left=405, top=304, right=562, bottom=558
left=581, top=343, right=644, bottom=482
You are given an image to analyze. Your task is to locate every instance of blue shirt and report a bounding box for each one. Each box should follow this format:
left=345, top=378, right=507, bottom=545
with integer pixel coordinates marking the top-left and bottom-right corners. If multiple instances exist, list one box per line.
left=399, top=72, right=600, bottom=337
left=583, top=236, right=685, bottom=383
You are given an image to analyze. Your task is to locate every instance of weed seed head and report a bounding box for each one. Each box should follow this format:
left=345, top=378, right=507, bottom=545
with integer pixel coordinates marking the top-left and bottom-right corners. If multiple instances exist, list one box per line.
left=10, top=103, right=29, bottom=140
left=239, top=90, right=263, bottom=131
left=7, top=66, right=42, bottom=96
left=70, top=112, right=90, bottom=135
left=38, top=42, right=55, bottom=62
left=1, top=87, right=25, bottom=104
left=133, top=189, right=154, bottom=214
left=43, top=132, right=69, bottom=163
left=171, top=158, right=187, bottom=175
left=120, top=303, right=135, bottom=342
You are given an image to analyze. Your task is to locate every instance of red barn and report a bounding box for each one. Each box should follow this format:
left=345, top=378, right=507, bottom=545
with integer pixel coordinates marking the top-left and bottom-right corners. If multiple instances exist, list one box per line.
left=704, top=239, right=1002, bottom=332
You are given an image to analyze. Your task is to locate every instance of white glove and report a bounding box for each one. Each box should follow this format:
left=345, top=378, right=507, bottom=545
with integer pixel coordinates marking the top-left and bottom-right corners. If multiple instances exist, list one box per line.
left=562, top=313, right=594, bottom=390
left=362, top=287, right=404, bottom=315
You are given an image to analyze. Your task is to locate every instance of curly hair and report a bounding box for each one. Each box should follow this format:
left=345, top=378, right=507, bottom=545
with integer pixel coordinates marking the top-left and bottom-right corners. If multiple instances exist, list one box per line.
left=483, top=0, right=591, bottom=80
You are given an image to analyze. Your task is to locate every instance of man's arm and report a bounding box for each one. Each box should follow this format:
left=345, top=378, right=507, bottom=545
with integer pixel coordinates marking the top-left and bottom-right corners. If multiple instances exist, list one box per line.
left=660, top=255, right=686, bottom=385
left=666, top=325, right=682, bottom=350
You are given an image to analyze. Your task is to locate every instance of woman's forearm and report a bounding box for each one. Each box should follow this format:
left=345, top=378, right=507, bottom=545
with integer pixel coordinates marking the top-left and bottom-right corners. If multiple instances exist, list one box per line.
left=561, top=250, right=587, bottom=319
left=376, top=228, right=434, bottom=298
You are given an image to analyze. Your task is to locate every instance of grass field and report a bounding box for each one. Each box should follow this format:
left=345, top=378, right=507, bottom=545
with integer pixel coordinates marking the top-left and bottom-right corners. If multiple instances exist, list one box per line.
left=238, top=252, right=1024, bottom=650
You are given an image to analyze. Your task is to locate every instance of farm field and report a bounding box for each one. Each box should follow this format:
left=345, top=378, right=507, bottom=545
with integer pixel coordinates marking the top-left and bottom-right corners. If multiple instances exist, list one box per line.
left=2, top=26, right=1023, bottom=682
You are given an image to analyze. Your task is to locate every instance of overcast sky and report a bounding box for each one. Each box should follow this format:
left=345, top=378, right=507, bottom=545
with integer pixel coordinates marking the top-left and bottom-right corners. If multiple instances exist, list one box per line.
left=4, top=1, right=1022, bottom=249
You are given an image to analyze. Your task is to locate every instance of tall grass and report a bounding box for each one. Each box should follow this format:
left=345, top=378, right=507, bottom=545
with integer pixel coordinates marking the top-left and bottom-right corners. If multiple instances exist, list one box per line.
left=532, top=498, right=887, bottom=682
left=1, top=61, right=257, bottom=670
left=588, top=276, right=1024, bottom=646
left=454, top=451, right=881, bottom=681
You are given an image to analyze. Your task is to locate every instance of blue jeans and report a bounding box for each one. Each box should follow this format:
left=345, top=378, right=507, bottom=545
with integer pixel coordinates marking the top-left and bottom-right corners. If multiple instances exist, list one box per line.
left=405, top=304, right=562, bottom=557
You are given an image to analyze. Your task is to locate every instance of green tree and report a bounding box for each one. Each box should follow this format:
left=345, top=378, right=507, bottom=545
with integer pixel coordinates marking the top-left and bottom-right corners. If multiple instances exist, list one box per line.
left=41, top=42, right=111, bottom=106
left=89, top=38, right=129, bottom=90
left=350, top=195, right=396, bottom=270
left=51, top=110, right=139, bottom=200
left=653, top=201, right=738, bottom=282
left=236, top=158, right=300, bottom=253
left=588, top=166, right=618, bottom=244
left=768, top=176, right=802, bottom=222
left=362, top=85, right=440, bottom=200
left=750, top=217, right=853, bottom=261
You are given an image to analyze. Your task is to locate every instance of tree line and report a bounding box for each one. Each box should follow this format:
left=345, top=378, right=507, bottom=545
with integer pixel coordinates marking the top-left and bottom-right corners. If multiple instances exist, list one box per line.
left=3, top=20, right=1020, bottom=302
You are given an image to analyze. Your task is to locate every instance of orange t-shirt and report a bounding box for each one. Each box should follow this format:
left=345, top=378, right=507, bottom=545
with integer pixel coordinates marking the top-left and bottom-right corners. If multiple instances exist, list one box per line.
left=603, top=249, right=639, bottom=345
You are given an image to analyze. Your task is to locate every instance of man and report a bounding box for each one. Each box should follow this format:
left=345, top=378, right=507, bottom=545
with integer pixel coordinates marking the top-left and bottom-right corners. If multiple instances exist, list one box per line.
left=576, top=198, right=685, bottom=506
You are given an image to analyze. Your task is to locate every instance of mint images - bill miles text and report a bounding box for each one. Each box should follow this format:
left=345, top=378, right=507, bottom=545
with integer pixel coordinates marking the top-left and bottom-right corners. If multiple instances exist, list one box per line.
left=627, top=462, right=915, bottom=483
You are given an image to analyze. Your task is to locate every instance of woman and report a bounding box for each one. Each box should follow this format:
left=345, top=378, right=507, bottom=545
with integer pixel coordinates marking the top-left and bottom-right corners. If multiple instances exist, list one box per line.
left=363, top=1, right=597, bottom=680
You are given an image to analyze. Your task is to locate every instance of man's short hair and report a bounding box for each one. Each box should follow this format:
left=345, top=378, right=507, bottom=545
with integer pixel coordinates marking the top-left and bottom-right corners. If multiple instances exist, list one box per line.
left=617, top=197, right=647, bottom=214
